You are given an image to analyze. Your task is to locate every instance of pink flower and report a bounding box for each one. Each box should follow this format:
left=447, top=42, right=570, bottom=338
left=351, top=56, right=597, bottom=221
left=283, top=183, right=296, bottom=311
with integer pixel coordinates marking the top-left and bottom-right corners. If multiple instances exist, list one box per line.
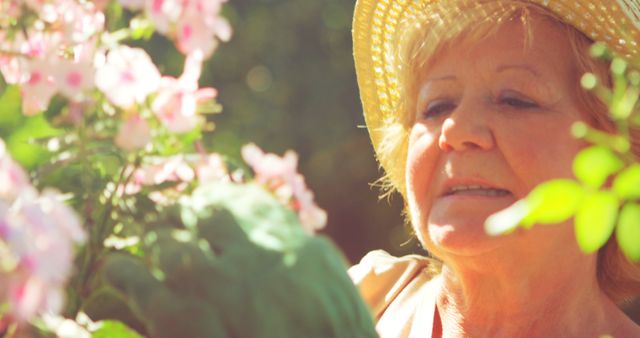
left=20, top=60, right=57, bottom=116
left=241, top=143, right=298, bottom=185
left=19, top=30, right=63, bottom=59
left=196, top=153, right=229, bottom=183
left=53, top=58, right=95, bottom=102
left=1, top=30, right=62, bottom=87
left=8, top=32, right=67, bottom=114
left=146, top=0, right=184, bottom=34
left=292, top=178, right=328, bottom=234
left=61, top=1, right=105, bottom=44
left=96, top=46, right=161, bottom=109
left=119, top=156, right=195, bottom=204
left=40, top=191, right=85, bottom=243
left=0, top=143, right=84, bottom=322
left=152, top=55, right=216, bottom=133
left=9, top=195, right=77, bottom=283
left=133, top=156, right=195, bottom=187
left=241, top=143, right=327, bottom=233
left=0, top=140, right=30, bottom=201
left=0, top=189, right=84, bottom=322
left=8, top=272, right=63, bottom=322
left=143, top=0, right=232, bottom=58
left=115, top=115, right=151, bottom=151
left=151, top=78, right=203, bottom=133
left=27, top=0, right=104, bottom=44
left=175, top=9, right=231, bottom=58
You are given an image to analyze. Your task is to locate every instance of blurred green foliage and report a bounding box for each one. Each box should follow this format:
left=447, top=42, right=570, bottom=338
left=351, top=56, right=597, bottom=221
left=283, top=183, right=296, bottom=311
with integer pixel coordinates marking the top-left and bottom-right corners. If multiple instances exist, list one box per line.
left=95, top=183, right=378, bottom=337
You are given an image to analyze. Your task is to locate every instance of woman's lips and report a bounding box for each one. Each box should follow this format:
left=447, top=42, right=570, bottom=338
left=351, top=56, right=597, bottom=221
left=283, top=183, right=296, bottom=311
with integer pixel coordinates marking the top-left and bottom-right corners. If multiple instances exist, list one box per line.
left=443, top=186, right=512, bottom=197
left=436, top=179, right=517, bottom=206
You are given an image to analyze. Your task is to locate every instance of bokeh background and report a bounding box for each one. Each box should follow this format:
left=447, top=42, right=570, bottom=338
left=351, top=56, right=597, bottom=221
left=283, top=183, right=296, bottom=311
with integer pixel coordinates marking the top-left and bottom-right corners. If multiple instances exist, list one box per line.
left=195, top=0, right=421, bottom=263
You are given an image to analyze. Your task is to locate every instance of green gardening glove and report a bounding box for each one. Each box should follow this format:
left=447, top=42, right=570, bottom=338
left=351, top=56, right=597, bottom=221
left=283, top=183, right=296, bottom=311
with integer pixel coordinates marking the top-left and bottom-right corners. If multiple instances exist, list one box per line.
left=100, top=182, right=378, bottom=338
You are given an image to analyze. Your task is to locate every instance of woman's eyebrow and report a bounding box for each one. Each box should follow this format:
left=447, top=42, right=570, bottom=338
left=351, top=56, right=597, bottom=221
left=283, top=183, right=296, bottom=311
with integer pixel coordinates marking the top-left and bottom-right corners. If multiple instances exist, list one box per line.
left=496, top=64, right=541, bottom=77
left=422, top=74, right=457, bottom=85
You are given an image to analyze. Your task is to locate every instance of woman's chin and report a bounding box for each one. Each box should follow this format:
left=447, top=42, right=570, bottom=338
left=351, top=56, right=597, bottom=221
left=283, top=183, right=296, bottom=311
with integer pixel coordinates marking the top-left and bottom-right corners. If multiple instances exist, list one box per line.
left=420, top=217, right=507, bottom=258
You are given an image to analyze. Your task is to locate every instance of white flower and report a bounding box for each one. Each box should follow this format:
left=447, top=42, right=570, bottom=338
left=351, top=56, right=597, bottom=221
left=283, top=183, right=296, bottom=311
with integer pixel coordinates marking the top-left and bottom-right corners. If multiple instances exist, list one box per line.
left=96, top=46, right=161, bottom=109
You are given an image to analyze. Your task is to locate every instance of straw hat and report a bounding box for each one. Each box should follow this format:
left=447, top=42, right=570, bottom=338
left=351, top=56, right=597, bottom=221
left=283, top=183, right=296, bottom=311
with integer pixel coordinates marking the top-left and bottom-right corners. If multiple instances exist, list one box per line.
left=353, top=0, right=640, bottom=192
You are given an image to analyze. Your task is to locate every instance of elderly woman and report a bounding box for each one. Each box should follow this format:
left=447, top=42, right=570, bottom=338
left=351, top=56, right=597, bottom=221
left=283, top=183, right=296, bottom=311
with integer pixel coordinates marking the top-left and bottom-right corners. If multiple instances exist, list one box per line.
left=350, top=0, right=640, bottom=337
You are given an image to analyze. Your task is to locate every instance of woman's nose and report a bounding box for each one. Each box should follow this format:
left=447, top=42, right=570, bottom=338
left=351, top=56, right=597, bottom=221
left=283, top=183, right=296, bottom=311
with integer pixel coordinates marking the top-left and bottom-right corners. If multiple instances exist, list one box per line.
left=438, top=103, right=495, bottom=152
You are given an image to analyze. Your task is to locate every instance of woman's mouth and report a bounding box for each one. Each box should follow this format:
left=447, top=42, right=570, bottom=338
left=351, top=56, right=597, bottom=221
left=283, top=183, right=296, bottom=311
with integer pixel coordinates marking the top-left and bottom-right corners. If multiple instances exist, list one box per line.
left=442, top=185, right=512, bottom=197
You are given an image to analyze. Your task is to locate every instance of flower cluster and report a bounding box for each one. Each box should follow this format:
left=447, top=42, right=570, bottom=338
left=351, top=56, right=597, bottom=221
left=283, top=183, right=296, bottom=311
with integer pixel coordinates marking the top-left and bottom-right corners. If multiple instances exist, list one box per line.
left=0, top=0, right=223, bottom=150
left=0, top=139, right=85, bottom=323
left=0, top=2, right=331, bottom=335
left=116, top=143, right=327, bottom=234
left=119, top=0, right=232, bottom=58
left=242, top=143, right=327, bottom=234
left=120, top=152, right=230, bottom=202
left=0, top=0, right=104, bottom=115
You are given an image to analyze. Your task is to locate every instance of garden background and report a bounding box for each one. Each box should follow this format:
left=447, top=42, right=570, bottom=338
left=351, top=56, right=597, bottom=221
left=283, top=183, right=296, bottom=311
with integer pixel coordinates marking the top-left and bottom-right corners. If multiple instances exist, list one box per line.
left=1, top=0, right=638, bottom=332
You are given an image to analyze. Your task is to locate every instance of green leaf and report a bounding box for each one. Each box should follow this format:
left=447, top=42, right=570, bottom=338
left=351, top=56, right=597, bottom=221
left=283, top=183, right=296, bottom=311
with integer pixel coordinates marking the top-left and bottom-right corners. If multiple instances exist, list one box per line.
left=182, top=182, right=306, bottom=252
left=612, top=164, right=640, bottom=199
left=581, top=73, right=598, bottom=90
left=521, top=179, right=584, bottom=227
left=92, top=320, right=143, bottom=338
left=7, top=114, right=61, bottom=169
left=129, top=17, right=155, bottom=40
left=611, top=58, right=627, bottom=76
left=82, top=288, right=145, bottom=335
left=575, top=191, right=619, bottom=253
left=590, top=42, right=610, bottom=59
left=616, top=203, right=640, bottom=262
left=610, top=86, right=639, bottom=119
left=573, top=146, right=624, bottom=189
left=0, top=85, right=24, bottom=133
left=484, top=199, right=529, bottom=236
left=0, top=71, right=7, bottom=98
left=105, top=0, right=125, bottom=32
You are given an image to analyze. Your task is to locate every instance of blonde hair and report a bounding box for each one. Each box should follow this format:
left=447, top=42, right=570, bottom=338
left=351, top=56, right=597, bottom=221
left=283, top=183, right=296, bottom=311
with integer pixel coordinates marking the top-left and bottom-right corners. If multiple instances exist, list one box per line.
left=375, top=0, right=640, bottom=303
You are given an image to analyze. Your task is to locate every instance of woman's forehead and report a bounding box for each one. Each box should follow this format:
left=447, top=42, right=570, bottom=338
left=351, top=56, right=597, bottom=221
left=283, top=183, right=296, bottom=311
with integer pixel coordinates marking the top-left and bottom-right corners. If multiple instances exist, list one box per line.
left=417, top=15, right=577, bottom=82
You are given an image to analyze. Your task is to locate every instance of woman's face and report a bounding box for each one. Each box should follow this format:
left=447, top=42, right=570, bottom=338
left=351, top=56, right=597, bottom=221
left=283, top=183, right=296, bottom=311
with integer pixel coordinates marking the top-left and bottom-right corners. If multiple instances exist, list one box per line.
left=406, top=17, right=588, bottom=259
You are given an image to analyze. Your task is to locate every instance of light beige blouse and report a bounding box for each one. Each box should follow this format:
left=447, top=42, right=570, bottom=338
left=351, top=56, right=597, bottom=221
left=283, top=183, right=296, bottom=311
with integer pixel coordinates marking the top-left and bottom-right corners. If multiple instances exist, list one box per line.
left=348, top=250, right=442, bottom=338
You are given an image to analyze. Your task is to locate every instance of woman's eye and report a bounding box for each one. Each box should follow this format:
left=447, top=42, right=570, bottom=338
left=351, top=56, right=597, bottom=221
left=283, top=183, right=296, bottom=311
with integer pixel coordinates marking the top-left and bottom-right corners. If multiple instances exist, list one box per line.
left=498, top=94, right=539, bottom=109
left=423, top=100, right=456, bottom=118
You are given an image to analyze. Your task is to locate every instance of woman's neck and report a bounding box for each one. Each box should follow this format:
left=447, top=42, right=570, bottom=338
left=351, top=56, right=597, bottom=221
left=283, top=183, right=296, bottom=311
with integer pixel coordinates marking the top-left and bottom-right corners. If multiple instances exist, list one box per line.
left=432, top=249, right=635, bottom=338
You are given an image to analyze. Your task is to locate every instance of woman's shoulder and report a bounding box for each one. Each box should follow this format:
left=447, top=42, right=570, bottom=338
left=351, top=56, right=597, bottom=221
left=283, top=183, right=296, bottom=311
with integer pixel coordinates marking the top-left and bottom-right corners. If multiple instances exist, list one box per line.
left=348, top=250, right=439, bottom=318
left=348, top=250, right=436, bottom=282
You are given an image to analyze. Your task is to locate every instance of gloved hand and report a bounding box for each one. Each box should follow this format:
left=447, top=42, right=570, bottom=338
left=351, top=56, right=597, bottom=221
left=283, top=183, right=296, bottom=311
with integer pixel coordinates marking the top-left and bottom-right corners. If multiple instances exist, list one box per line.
left=99, top=182, right=378, bottom=338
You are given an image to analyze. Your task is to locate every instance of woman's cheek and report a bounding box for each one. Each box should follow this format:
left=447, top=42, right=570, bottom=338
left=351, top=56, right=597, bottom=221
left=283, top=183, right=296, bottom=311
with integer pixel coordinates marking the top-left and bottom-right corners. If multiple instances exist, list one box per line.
left=497, top=126, right=581, bottom=191
left=406, top=125, right=440, bottom=218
